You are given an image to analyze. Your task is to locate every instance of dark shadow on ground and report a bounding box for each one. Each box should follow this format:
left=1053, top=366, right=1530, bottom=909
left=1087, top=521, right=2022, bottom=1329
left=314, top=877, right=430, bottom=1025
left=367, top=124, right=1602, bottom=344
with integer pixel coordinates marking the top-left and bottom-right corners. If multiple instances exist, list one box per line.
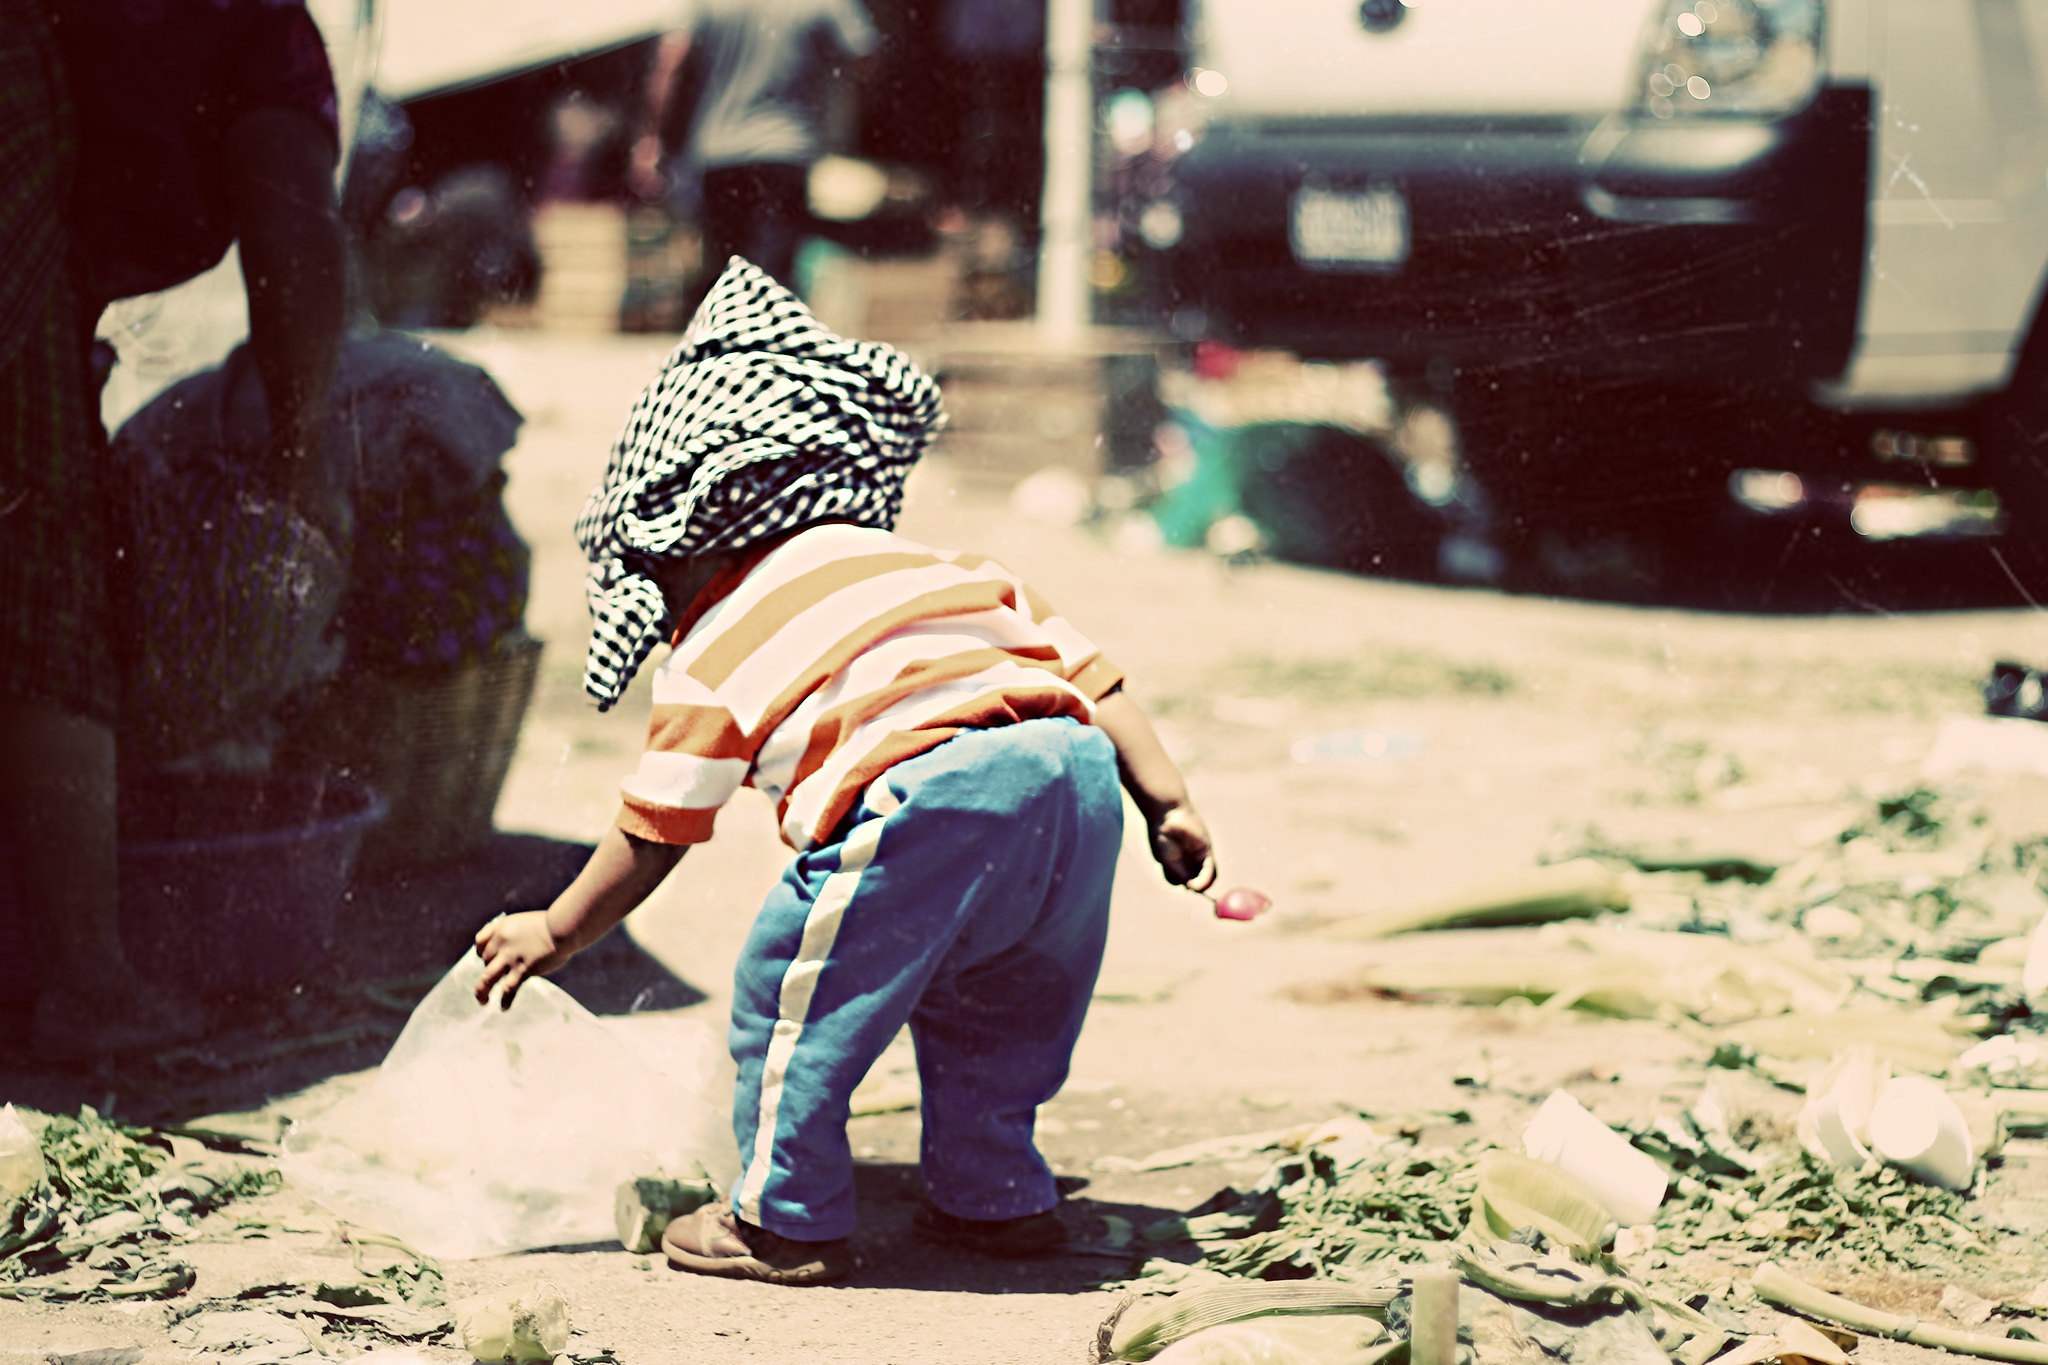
left=0, top=831, right=707, bottom=1127
left=1291, top=501, right=2045, bottom=618
left=1547, top=508, right=2044, bottom=616
left=1233, top=413, right=2046, bottom=616
left=1686, top=520, right=2042, bottom=616
left=333, top=832, right=705, bottom=1014
left=1462, top=469, right=2037, bottom=616
left=827, top=1163, right=1174, bottom=1294
left=502, top=1163, right=1180, bottom=1295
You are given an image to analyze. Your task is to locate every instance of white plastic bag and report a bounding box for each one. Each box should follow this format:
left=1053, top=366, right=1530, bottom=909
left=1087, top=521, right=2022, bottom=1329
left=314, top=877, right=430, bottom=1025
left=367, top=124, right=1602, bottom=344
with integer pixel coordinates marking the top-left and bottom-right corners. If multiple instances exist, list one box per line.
left=282, top=953, right=738, bottom=1259
left=0, top=1104, right=48, bottom=1217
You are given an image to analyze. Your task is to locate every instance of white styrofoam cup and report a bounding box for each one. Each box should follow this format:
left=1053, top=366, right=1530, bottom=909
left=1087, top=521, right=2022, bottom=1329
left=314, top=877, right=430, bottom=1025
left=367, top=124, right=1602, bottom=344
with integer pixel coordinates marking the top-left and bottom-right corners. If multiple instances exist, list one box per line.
left=1867, top=1076, right=1975, bottom=1191
left=1522, top=1090, right=1668, bottom=1227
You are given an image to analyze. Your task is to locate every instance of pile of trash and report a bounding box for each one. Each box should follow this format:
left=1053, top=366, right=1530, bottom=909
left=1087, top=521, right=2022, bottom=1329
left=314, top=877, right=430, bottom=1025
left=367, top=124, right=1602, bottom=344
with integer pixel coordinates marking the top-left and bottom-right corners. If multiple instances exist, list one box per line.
left=0, top=1103, right=274, bottom=1302
left=1123, top=1095, right=2026, bottom=1286
left=0, top=953, right=741, bottom=1362
left=0, top=1100, right=620, bottom=1363
left=0, top=1102, right=445, bottom=1356
left=281, top=952, right=738, bottom=1262
left=1109, top=1097, right=2048, bottom=1365
left=1323, top=785, right=2048, bottom=1087
left=1104, top=781, right=2048, bottom=1361
left=164, top=1226, right=453, bottom=1364
left=165, top=1274, right=604, bottom=1365
left=0, top=1103, right=453, bottom=1359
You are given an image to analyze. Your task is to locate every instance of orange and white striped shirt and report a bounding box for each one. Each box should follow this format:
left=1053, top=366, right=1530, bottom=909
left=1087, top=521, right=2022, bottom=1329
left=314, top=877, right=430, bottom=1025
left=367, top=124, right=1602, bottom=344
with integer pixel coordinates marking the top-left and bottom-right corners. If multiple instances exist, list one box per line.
left=617, top=523, right=1124, bottom=851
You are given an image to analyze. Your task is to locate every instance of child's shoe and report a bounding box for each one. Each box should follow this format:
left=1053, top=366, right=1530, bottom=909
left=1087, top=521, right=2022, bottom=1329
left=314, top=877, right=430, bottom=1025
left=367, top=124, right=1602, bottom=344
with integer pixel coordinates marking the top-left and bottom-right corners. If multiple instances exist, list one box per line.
left=911, top=1201, right=1067, bottom=1257
left=661, top=1204, right=853, bottom=1286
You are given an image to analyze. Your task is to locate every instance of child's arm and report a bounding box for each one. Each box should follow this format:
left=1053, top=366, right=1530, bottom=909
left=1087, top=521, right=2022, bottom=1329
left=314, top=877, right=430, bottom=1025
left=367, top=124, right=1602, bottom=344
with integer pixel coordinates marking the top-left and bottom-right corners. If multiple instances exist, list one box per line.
left=474, top=827, right=687, bottom=1008
left=1092, top=684, right=1217, bottom=891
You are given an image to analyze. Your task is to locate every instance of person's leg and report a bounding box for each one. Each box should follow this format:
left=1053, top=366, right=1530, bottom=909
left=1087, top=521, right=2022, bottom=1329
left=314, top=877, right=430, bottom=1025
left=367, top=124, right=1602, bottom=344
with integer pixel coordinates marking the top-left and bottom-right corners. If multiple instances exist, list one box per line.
left=721, top=719, right=1119, bottom=1243
left=724, top=808, right=922, bottom=1242
left=0, top=265, right=201, bottom=1057
left=0, top=13, right=203, bottom=1059
left=0, top=271, right=120, bottom=1000
left=0, top=699, right=121, bottom=989
left=0, top=655, right=204, bottom=1064
left=953, top=57, right=1001, bottom=218
left=695, top=164, right=748, bottom=300
left=993, top=56, right=1046, bottom=232
left=907, top=721, right=1121, bottom=1224
left=735, top=162, right=809, bottom=293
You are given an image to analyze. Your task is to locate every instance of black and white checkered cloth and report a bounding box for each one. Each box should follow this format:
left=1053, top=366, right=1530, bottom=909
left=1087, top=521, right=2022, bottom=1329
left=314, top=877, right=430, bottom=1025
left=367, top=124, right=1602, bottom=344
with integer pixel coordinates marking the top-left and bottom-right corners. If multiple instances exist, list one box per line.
left=575, top=257, right=945, bottom=710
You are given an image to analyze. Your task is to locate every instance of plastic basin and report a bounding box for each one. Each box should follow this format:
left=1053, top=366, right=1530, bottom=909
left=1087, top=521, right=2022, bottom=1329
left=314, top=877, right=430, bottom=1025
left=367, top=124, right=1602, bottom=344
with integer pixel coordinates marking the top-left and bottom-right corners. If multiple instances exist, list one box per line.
left=0, top=771, right=386, bottom=998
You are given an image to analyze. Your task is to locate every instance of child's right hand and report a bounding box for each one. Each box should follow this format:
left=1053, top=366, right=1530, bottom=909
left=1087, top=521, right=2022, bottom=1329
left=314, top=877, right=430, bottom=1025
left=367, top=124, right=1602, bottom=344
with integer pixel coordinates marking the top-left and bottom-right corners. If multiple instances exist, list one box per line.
left=1149, top=804, right=1217, bottom=891
left=474, top=910, right=574, bottom=1010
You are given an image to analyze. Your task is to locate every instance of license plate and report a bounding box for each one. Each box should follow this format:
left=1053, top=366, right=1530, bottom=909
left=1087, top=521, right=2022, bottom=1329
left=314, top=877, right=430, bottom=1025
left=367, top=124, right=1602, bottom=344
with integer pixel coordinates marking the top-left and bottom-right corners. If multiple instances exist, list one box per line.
left=1290, top=184, right=1409, bottom=269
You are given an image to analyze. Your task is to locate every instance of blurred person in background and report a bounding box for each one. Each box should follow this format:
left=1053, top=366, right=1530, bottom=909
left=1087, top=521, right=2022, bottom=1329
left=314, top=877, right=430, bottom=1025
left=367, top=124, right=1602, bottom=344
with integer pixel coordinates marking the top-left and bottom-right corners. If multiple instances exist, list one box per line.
left=941, top=0, right=1045, bottom=239
left=633, top=0, right=878, bottom=296
left=0, top=0, right=345, bottom=1058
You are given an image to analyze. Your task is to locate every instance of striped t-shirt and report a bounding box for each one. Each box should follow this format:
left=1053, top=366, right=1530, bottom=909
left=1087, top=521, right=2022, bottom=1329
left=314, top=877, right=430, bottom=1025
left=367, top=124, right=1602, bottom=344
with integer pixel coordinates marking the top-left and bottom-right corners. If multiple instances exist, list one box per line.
left=617, top=523, right=1125, bottom=851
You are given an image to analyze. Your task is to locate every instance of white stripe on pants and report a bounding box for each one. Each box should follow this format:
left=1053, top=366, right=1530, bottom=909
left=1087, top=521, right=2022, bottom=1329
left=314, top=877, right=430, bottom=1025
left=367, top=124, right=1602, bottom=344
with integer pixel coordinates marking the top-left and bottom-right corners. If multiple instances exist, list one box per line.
left=734, top=813, right=886, bottom=1227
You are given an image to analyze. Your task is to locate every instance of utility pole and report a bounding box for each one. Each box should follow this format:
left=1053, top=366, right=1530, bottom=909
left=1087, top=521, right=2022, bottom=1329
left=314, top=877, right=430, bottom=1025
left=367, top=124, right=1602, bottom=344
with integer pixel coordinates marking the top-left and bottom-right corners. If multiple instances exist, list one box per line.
left=1037, top=0, right=1092, bottom=346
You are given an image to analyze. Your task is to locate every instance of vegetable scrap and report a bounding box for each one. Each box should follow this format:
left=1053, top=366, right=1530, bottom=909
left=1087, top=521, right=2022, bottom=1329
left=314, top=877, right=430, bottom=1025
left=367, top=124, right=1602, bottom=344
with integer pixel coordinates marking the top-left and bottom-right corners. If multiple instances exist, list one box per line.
left=1325, top=924, right=1853, bottom=1026
left=1330, top=788, right=2048, bottom=1031
left=1325, top=860, right=1631, bottom=941
left=1112, top=1081, right=2048, bottom=1363
left=0, top=1104, right=274, bottom=1303
left=1102, top=783, right=2048, bottom=1362
left=159, top=1219, right=455, bottom=1360
left=0, top=1100, right=479, bottom=1362
left=1098, top=1281, right=1395, bottom=1363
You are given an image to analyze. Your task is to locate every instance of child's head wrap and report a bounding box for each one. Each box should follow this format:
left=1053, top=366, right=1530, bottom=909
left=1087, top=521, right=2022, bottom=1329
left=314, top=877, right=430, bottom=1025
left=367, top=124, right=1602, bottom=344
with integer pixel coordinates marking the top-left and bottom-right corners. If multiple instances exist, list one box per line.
left=574, top=258, right=945, bottom=710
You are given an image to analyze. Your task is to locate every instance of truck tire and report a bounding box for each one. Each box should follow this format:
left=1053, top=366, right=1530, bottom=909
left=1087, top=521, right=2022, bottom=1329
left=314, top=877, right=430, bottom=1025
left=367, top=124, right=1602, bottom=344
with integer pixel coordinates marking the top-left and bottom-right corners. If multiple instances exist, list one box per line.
left=1449, top=372, right=1745, bottom=601
left=1984, top=311, right=2048, bottom=600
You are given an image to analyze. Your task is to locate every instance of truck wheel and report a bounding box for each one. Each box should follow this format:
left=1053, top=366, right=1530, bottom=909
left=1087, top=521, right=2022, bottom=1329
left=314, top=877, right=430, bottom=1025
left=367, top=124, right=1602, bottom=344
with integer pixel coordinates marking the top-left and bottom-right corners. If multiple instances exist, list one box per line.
left=1444, top=370, right=1566, bottom=590
left=1449, top=372, right=1741, bottom=601
left=1984, top=331, right=2048, bottom=600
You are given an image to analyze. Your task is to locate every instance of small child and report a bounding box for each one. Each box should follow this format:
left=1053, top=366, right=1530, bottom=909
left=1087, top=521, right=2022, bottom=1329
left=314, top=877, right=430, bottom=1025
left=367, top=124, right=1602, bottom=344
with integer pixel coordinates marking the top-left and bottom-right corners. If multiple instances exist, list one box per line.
left=473, top=260, right=1215, bottom=1286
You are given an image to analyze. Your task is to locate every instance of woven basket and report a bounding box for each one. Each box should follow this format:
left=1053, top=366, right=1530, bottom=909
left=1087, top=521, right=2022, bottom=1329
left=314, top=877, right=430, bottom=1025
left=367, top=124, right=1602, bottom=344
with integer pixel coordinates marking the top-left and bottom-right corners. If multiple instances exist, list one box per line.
left=280, top=635, right=544, bottom=872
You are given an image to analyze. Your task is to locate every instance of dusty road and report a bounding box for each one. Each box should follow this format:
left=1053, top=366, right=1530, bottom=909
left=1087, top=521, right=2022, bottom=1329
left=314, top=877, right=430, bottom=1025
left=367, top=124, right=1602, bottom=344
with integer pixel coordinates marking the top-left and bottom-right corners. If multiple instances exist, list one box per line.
left=10, top=332, right=2048, bottom=1364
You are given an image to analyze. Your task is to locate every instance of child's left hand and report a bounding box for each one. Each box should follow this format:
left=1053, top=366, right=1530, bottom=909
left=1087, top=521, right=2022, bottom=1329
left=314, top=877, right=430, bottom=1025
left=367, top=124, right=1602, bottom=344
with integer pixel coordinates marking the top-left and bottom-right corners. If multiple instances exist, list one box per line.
left=1150, top=804, right=1217, bottom=892
left=474, top=911, right=573, bottom=1009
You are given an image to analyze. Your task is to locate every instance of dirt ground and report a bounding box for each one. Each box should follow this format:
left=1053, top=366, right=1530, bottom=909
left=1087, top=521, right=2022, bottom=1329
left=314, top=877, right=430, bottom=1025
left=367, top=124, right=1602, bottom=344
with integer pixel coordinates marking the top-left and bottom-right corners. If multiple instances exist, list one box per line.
left=10, top=332, right=2048, bottom=1364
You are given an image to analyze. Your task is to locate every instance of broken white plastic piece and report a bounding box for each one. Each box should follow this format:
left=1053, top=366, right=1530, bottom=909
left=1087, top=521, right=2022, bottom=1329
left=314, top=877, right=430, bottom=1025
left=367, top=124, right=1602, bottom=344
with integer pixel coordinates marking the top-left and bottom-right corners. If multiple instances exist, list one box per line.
left=1612, top=1224, right=1658, bottom=1258
left=1959, top=1034, right=2048, bottom=1088
left=1797, top=1046, right=1887, bottom=1169
left=0, top=1105, right=48, bottom=1214
left=1521, top=1090, right=1667, bottom=1227
left=454, top=1282, right=570, bottom=1364
left=2024, top=908, right=2048, bottom=1013
left=1867, top=1076, right=1975, bottom=1191
left=1923, top=715, right=2048, bottom=780
left=1803, top=1093, right=1871, bottom=1169
left=1409, top=1264, right=1461, bottom=1365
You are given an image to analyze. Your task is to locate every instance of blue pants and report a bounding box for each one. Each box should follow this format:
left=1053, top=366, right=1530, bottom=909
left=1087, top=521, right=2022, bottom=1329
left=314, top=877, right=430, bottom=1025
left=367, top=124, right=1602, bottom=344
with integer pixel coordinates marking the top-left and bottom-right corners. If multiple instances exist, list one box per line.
left=726, top=717, right=1122, bottom=1240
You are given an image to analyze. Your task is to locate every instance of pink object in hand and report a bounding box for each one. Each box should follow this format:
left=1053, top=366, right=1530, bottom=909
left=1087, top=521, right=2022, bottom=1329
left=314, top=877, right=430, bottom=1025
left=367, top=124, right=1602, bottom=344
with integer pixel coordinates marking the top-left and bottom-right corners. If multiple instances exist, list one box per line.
left=1213, top=887, right=1271, bottom=921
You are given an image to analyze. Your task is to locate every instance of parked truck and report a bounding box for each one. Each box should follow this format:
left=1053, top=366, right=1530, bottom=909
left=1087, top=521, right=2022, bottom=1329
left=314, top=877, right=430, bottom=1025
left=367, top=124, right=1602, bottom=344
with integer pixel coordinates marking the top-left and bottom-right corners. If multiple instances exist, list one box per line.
left=1158, top=0, right=2048, bottom=589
